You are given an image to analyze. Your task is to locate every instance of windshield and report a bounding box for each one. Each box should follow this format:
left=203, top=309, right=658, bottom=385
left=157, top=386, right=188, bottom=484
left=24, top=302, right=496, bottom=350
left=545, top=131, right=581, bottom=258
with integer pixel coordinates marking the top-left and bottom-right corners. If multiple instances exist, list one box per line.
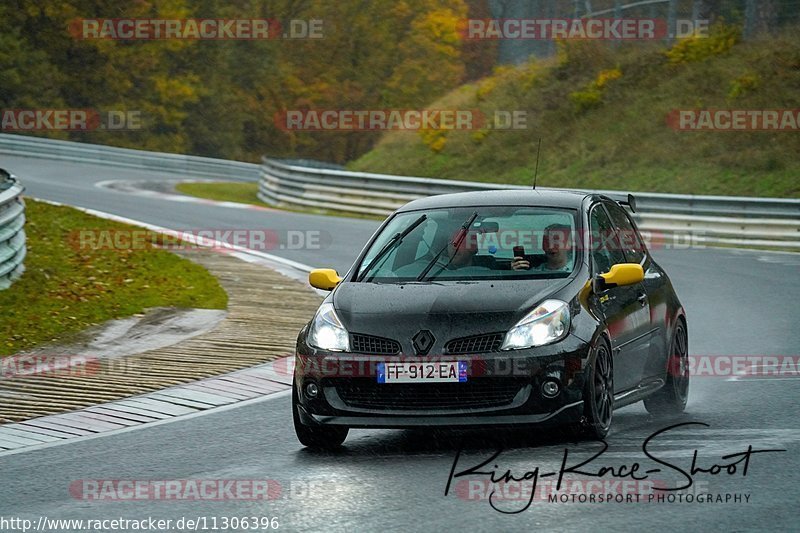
left=355, top=206, right=578, bottom=282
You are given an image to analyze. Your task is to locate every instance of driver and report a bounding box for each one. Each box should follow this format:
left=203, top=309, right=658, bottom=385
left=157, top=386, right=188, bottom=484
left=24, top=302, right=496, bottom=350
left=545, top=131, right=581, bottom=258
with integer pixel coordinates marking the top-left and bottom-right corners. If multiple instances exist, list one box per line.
left=511, top=224, right=572, bottom=272
left=447, top=229, right=480, bottom=269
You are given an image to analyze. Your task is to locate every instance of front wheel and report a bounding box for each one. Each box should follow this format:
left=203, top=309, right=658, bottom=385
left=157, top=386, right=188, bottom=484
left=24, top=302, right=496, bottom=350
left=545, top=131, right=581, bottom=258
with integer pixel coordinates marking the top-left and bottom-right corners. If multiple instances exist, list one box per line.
left=577, top=338, right=614, bottom=440
left=292, top=381, right=348, bottom=449
left=644, top=321, right=689, bottom=415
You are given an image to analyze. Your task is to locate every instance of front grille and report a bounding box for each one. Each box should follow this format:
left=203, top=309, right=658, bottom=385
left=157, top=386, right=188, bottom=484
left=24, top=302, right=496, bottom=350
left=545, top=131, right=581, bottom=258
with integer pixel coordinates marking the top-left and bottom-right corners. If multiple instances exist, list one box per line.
left=445, top=333, right=504, bottom=354
left=335, top=379, right=524, bottom=410
left=350, top=333, right=401, bottom=355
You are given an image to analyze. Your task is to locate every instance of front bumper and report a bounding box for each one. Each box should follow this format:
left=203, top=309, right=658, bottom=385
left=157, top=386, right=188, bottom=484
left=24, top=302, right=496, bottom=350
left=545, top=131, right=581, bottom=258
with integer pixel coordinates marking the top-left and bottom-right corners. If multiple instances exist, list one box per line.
left=294, top=332, right=591, bottom=429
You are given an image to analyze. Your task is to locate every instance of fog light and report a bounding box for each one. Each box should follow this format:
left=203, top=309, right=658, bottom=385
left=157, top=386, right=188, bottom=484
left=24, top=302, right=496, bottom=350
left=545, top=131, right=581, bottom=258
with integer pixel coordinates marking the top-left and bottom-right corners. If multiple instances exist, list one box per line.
left=541, top=379, right=560, bottom=398
left=304, top=382, right=319, bottom=399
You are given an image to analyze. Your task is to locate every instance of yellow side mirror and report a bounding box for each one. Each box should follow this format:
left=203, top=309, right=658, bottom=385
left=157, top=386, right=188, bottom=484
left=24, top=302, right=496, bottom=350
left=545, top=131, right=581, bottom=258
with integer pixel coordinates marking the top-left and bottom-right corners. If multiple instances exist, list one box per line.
left=309, top=268, right=342, bottom=291
left=599, top=263, right=644, bottom=288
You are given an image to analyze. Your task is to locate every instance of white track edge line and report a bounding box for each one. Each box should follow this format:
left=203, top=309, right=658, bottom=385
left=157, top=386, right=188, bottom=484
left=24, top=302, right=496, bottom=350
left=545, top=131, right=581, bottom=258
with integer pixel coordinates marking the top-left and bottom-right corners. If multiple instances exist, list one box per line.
left=32, top=197, right=315, bottom=273
left=0, top=389, right=291, bottom=458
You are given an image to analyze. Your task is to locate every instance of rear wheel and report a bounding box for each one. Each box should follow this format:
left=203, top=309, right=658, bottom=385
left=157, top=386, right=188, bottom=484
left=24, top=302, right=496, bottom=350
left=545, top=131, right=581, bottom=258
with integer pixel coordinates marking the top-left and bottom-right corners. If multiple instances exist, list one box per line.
left=644, top=321, right=689, bottom=415
left=578, top=338, right=614, bottom=440
left=292, top=380, right=348, bottom=449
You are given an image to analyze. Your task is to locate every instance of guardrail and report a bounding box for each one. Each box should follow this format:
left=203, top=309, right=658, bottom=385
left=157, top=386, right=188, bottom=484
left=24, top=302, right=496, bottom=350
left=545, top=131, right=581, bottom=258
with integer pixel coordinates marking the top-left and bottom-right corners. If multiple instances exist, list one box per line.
left=0, top=134, right=259, bottom=182
left=0, top=134, right=796, bottom=251
left=0, top=169, right=26, bottom=290
left=259, top=158, right=800, bottom=250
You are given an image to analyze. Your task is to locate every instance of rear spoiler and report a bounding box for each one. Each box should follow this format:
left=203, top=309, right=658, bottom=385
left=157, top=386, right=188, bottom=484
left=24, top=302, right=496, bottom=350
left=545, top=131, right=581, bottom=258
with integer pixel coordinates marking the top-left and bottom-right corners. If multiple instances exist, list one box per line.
left=602, top=193, right=637, bottom=213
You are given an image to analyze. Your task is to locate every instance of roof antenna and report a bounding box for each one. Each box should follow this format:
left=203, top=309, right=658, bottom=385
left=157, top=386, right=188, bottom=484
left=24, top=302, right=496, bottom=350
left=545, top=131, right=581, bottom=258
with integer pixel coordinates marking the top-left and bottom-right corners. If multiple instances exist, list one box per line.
left=532, top=137, right=542, bottom=189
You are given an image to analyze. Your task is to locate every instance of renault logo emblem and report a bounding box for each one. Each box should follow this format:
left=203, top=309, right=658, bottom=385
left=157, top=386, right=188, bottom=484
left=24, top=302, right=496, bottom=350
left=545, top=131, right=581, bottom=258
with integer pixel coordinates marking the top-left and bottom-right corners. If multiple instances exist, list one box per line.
left=412, top=330, right=435, bottom=355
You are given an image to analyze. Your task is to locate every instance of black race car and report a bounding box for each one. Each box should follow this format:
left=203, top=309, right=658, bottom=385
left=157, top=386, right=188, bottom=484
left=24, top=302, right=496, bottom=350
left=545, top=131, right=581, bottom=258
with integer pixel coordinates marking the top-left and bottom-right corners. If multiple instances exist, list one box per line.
left=293, top=190, right=688, bottom=448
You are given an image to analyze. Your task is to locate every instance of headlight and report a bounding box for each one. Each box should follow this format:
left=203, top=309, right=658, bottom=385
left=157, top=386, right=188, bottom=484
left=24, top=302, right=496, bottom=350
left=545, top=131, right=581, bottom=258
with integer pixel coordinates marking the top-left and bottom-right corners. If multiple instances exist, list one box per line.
left=307, top=302, right=350, bottom=352
left=501, top=299, right=570, bottom=350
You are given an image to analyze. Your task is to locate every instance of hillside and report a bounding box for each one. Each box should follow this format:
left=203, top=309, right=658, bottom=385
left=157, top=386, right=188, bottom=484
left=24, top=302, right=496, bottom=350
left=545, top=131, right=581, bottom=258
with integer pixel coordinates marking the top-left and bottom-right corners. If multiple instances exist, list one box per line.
left=349, top=26, right=800, bottom=198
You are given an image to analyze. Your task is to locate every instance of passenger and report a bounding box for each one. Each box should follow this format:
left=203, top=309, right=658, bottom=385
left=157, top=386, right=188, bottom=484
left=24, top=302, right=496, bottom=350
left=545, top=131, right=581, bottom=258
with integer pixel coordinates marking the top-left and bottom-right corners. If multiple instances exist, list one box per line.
left=512, top=224, right=572, bottom=272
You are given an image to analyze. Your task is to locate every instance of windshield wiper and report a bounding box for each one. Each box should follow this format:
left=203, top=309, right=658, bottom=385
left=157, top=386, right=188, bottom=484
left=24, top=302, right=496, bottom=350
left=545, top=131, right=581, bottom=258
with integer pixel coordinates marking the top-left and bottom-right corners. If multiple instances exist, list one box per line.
left=416, top=211, right=478, bottom=282
left=356, top=214, right=427, bottom=282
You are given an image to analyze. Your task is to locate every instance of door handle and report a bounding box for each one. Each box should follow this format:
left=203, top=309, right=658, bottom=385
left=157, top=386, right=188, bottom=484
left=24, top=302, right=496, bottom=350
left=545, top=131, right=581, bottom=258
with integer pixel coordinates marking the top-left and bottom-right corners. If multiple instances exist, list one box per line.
left=636, top=292, right=647, bottom=306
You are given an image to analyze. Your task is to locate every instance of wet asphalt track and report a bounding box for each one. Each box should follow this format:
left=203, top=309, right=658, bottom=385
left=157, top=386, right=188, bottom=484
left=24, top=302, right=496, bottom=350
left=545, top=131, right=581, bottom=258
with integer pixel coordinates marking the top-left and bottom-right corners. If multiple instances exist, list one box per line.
left=0, top=154, right=798, bottom=532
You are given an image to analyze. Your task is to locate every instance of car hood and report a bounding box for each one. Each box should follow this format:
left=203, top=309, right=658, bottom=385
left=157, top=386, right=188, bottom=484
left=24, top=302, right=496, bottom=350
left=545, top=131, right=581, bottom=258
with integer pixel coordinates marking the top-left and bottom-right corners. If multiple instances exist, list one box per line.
left=333, top=280, right=572, bottom=354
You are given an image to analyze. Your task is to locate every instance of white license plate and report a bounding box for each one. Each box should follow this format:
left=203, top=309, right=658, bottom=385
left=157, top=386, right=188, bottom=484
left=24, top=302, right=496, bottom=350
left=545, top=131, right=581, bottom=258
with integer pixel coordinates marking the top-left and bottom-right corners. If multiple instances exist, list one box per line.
left=377, top=361, right=467, bottom=384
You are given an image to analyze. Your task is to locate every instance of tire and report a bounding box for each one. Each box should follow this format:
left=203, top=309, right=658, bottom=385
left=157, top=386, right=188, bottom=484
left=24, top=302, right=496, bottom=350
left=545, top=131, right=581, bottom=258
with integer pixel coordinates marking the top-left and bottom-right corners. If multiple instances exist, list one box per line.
left=578, top=337, right=614, bottom=440
left=644, top=321, right=689, bottom=415
left=292, top=380, right=348, bottom=449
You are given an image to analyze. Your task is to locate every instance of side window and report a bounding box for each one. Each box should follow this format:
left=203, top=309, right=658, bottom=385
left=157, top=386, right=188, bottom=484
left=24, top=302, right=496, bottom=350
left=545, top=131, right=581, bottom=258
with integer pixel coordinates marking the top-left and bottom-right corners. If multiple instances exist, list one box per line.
left=589, top=205, right=625, bottom=274
left=604, top=201, right=646, bottom=264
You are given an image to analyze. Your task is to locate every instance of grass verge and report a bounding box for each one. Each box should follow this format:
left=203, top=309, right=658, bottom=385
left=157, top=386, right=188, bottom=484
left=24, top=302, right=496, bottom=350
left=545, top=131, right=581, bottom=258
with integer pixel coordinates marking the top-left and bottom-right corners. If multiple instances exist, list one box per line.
left=0, top=199, right=227, bottom=356
left=176, top=182, right=272, bottom=207
left=174, top=182, right=382, bottom=220
left=349, top=27, right=800, bottom=198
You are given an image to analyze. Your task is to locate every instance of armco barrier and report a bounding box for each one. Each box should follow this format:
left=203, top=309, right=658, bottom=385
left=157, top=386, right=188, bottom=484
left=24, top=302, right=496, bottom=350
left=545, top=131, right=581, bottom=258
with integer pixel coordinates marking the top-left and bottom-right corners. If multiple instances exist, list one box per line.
left=0, top=169, right=26, bottom=290
left=259, top=158, right=800, bottom=250
left=0, top=134, right=259, bottom=182
left=0, top=134, right=796, bottom=251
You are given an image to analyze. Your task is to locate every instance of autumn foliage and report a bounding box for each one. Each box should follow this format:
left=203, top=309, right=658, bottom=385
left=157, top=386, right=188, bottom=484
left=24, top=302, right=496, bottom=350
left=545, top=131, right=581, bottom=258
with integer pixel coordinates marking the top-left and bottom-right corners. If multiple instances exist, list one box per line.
left=0, top=0, right=487, bottom=163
